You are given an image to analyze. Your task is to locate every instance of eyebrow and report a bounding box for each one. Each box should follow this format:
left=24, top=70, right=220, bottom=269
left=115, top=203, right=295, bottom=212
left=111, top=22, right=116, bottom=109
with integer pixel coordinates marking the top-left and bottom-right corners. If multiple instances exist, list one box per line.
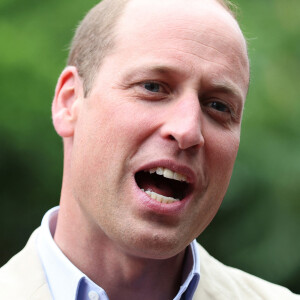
left=123, top=65, right=245, bottom=100
left=123, top=64, right=186, bottom=82
left=210, top=78, right=244, bottom=100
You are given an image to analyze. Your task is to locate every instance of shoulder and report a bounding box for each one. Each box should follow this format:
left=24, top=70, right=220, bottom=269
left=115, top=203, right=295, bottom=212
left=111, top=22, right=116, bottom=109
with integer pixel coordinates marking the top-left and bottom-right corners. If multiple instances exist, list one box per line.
left=0, top=228, right=52, bottom=300
left=193, top=242, right=300, bottom=300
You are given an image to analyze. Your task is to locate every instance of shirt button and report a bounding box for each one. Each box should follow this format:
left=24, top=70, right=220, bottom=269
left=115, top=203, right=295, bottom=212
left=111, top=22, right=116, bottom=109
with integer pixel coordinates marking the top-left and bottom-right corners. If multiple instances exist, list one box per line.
left=88, top=290, right=100, bottom=300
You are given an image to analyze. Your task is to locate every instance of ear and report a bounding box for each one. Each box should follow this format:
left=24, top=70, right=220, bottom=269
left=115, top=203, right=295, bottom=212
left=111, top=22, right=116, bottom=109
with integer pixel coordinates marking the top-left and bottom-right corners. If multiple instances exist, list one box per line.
left=52, top=66, right=84, bottom=137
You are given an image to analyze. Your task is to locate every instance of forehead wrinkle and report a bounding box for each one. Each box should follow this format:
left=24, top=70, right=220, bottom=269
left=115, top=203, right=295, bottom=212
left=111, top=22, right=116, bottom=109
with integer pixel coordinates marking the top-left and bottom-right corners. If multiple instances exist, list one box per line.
left=152, top=17, right=245, bottom=47
left=119, top=30, right=246, bottom=76
left=113, top=0, right=249, bottom=95
left=148, top=24, right=248, bottom=66
left=156, top=34, right=249, bottom=88
left=115, top=0, right=248, bottom=65
left=159, top=46, right=233, bottom=74
left=169, top=34, right=241, bottom=64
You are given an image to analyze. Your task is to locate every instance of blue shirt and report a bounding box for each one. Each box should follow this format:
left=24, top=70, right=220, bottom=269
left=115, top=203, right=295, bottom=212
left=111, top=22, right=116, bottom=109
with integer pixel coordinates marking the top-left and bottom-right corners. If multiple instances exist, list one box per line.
left=37, top=207, right=200, bottom=300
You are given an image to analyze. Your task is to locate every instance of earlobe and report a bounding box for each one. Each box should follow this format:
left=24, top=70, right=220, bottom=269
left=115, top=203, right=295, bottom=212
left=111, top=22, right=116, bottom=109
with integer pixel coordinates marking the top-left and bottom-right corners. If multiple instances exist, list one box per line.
left=52, top=66, right=83, bottom=137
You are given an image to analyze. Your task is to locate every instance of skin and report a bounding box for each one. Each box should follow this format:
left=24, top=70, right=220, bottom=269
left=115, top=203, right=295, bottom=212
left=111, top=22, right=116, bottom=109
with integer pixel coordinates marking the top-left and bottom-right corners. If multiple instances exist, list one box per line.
left=52, top=0, right=249, bottom=299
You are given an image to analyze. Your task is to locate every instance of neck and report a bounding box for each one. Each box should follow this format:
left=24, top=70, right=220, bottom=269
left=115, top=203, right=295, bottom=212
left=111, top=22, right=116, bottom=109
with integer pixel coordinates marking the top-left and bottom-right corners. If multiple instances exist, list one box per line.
left=54, top=196, right=186, bottom=300
left=98, top=249, right=185, bottom=300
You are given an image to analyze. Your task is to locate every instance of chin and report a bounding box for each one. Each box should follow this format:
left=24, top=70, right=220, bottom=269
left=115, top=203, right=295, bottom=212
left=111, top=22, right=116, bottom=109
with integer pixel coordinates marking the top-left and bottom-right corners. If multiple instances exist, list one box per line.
left=118, top=229, right=190, bottom=260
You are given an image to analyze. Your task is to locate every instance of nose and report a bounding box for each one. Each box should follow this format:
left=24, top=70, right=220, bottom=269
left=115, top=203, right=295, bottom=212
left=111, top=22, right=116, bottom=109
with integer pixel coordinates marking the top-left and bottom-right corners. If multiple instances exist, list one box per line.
left=160, top=93, right=205, bottom=150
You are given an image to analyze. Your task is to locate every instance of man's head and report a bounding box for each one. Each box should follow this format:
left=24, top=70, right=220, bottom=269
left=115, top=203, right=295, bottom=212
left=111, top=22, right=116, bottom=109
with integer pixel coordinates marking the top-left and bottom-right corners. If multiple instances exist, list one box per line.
left=67, top=0, right=240, bottom=97
left=52, top=0, right=249, bottom=260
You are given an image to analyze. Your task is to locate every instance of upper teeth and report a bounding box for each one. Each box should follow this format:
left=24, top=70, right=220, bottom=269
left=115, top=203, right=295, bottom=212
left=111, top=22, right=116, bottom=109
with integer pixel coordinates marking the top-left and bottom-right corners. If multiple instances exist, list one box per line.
left=147, top=167, right=187, bottom=182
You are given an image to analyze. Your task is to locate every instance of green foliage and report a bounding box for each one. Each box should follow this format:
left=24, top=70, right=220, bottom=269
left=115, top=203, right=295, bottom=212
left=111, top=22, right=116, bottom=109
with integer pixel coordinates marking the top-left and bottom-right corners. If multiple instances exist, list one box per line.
left=0, top=0, right=299, bottom=294
left=200, top=0, right=300, bottom=293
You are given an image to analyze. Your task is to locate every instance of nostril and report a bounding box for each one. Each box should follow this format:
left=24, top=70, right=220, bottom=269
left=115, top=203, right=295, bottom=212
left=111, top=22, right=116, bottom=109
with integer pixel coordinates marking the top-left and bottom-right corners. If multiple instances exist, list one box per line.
left=160, top=116, right=204, bottom=150
left=166, top=133, right=204, bottom=150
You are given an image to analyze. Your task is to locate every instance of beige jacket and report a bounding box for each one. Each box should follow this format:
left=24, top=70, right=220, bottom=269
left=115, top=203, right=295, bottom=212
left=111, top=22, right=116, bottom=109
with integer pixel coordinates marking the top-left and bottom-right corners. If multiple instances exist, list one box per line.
left=0, top=229, right=299, bottom=300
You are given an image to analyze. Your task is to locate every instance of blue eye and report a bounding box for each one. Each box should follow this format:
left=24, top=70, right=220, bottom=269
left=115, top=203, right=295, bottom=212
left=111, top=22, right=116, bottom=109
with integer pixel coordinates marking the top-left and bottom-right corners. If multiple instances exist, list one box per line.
left=208, top=101, right=230, bottom=113
left=143, top=82, right=161, bottom=93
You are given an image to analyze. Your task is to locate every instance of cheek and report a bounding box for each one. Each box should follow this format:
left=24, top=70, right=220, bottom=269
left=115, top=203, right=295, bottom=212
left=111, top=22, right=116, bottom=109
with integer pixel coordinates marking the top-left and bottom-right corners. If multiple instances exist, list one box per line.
left=105, top=104, right=162, bottom=154
left=205, top=128, right=240, bottom=178
left=71, top=101, right=155, bottom=188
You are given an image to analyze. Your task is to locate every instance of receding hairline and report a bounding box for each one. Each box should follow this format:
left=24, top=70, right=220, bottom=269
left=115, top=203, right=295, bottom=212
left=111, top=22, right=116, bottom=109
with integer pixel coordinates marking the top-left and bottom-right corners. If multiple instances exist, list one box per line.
left=67, top=0, right=242, bottom=96
left=67, top=0, right=130, bottom=96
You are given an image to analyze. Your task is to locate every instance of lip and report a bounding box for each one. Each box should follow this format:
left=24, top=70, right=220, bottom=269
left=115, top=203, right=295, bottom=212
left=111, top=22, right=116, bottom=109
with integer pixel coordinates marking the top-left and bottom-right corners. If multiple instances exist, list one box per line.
left=133, top=159, right=196, bottom=215
left=134, top=159, right=196, bottom=184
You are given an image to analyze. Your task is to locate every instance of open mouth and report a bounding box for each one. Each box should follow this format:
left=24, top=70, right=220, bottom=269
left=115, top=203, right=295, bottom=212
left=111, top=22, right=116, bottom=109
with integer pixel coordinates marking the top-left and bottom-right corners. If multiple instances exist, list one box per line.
left=135, top=167, right=190, bottom=204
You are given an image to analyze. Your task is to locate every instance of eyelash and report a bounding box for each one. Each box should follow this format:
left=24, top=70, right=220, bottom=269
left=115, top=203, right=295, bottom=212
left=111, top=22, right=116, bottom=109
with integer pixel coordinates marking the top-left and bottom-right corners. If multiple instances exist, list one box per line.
left=202, top=99, right=238, bottom=123
left=133, top=81, right=170, bottom=100
left=206, top=101, right=230, bottom=113
left=141, top=81, right=169, bottom=94
left=135, top=81, right=237, bottom=122
left=143, top=82, right=163, bottom=93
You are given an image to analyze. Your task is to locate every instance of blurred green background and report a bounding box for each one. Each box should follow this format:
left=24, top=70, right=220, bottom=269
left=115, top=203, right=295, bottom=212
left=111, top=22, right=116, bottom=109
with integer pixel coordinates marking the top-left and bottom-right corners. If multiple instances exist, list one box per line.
left=0, top=0, right=299, bottom=294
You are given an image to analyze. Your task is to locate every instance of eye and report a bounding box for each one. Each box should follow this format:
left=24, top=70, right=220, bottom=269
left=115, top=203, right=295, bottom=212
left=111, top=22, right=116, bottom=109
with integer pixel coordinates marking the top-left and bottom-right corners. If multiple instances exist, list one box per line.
left=207, top=101, right=230, bottom=113
left=134, top=81, right=170, bottom=101
left=143, top=82, right=163, bottom=93
left=202, top=98, right=238, bottom=124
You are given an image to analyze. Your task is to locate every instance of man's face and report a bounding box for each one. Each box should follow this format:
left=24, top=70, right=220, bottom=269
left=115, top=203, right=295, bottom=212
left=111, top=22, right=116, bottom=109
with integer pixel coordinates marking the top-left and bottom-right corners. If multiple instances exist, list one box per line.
left=70, top=0, right=249, bottom=259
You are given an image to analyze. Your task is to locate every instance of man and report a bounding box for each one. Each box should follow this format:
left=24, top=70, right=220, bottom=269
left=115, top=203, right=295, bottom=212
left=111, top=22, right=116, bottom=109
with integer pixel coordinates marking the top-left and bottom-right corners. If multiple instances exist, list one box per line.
left=0, top=0, right=299, bottom=299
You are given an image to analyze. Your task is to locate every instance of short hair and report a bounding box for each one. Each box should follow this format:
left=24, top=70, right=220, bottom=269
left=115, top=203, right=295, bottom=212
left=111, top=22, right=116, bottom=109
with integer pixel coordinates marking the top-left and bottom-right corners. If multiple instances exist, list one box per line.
left=67, top=0, right=237, bottom=97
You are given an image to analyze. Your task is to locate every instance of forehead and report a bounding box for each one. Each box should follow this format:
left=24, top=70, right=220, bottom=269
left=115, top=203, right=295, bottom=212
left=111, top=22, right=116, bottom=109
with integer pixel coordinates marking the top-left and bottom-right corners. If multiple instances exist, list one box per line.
left=116, top=1, right=247, bottom=61
left=101, top=0, right=249, bottom=96
left=117, top=0, right=244, bottom=42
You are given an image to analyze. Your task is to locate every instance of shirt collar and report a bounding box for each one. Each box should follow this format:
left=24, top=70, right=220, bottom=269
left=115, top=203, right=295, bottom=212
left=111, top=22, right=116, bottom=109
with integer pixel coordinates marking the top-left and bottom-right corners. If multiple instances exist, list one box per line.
left=37, top=206, right=200, bottom=300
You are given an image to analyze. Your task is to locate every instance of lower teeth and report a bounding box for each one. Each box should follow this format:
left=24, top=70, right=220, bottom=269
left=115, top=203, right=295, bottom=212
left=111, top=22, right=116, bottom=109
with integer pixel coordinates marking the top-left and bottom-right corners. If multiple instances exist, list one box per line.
left=141, top=189, right=179, bottom=204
